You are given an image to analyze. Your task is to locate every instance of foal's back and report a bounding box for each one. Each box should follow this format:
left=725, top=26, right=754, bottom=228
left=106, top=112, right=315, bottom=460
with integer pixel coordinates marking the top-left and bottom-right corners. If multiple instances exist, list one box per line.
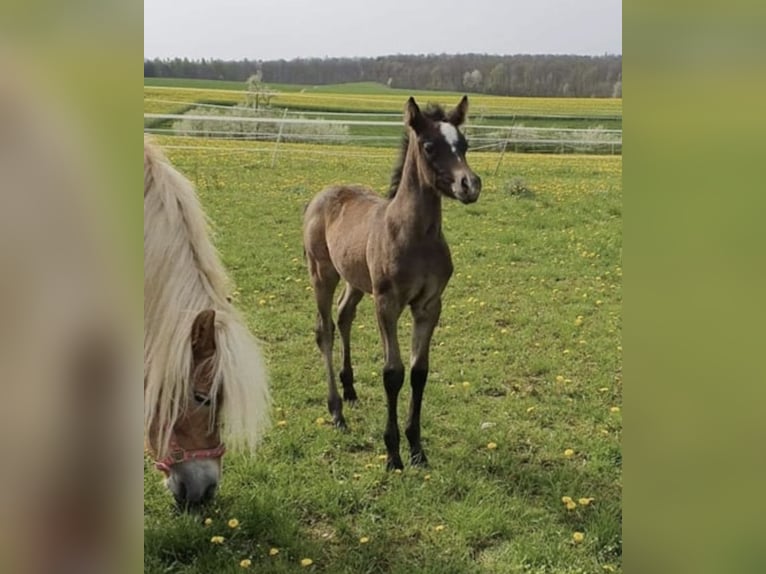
left=303, top=184, right=386, bottom=294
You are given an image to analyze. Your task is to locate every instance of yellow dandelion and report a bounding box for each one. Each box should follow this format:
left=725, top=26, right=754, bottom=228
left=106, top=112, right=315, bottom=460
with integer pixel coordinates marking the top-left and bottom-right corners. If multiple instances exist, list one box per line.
left=276, top=420, right=287, bottom=427
left=300, top=558, right=313, bottom=567
left=526, top=406, right=536, bottom=413
left=574, top=316, right=583, bottom=326
left=359, top=536, right=370, bottom=544
left=210, top=536, right=225, bottom=544
left=269, top=548, right=279, bottom=556
left=564, top=448, right=575, bottom=457
left=500, top=328, right=508, bottom=334
left=315, top=417, right=325, bottom=425
left=610, top=406, right=621, bottom=413
left=555, top=375, right=565, bottom=383
left=602, top=565, right=616, bottom=572
left=578, top=497, right=594, bottom=506
left=462, top=381, right=471, bottom=388
left=204, top=518, right=213, bottom=526
left=566, top=500, right=577, bottom=510
left=424, top=474, right=431, bottom=481
left=561, top=496, right=573, bottom=504
left=377, top=454, right=387, bottom=461
left=598, top=387, right=609, bottom=392
left=240, top=559, right=252, bottom=568
left=572, top=531, right=585, bottom=543
left=487, top=442, right=498, bottom=450
left=258, top=299, right=266, bottom=306
left=394, top=468, right=402, bottom=474
left=365, top=463, right=374, bottom=469
left=434, top=524, right=446, bottom=532
left=228, top=518, right=240, bottom=529
left=353, top=473, right=362, bottom=479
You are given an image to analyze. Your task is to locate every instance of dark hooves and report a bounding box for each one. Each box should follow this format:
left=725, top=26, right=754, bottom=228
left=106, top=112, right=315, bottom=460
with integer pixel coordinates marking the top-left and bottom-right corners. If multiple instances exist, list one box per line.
left=410, top=452, right=429, bottom=467
left=333, top=416, right=348, bottom=431
left=343, top=389, right=358, bottom=403
left=386, top=457, right=404, bottom=471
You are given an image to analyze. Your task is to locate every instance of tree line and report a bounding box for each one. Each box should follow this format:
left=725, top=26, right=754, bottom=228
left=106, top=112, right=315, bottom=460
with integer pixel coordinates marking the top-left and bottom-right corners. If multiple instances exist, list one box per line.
left=144, top=53, right=622, bottom=98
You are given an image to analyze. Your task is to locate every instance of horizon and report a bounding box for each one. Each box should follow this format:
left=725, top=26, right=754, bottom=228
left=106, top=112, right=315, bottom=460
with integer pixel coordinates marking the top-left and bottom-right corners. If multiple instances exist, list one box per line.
left=144, top=52, right=622, bottom=62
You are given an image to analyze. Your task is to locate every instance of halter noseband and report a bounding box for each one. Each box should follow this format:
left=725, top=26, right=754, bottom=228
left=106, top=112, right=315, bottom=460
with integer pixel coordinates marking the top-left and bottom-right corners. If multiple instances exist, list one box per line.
left=154, top=433, right=226, bottom=474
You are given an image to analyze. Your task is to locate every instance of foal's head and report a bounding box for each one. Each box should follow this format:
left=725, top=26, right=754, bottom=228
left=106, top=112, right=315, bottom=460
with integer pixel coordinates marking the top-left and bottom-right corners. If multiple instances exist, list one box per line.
left=399, top=96, right=482, bottom=204
left=148, top=310, right=225, bottom=511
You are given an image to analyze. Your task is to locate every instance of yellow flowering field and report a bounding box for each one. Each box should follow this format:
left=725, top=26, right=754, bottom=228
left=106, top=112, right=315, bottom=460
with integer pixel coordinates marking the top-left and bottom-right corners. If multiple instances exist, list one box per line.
left=144, top=83, right=622, bottom=118
left=144, top=136, right=622, bottom=573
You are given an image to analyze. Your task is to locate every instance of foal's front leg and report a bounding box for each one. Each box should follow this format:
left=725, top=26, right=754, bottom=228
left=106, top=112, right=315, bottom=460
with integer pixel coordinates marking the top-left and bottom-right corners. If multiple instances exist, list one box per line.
left=374, top=292, right=405, bottom=471
left=406, top=297, right=441, bottom=467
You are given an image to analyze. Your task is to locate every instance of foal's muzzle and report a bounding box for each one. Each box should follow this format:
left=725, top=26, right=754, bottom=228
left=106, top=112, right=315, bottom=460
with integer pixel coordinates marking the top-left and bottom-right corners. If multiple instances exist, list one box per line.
left=455, top=173, right=482, bottom=204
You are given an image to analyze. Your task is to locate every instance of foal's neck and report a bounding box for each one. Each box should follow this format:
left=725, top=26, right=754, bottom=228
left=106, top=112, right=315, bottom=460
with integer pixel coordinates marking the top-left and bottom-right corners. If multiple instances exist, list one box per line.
left=388, top=143, right=443, bottom=239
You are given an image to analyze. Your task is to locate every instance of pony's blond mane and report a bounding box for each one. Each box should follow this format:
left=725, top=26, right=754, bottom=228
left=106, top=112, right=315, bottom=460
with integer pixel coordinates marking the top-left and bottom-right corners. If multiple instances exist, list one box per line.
left=144, top=137, right=269, bottom=457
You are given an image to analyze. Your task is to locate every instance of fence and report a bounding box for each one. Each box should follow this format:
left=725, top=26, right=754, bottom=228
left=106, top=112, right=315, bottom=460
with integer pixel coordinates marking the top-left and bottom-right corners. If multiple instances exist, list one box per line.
left=143, top=109, right=622, bottom=155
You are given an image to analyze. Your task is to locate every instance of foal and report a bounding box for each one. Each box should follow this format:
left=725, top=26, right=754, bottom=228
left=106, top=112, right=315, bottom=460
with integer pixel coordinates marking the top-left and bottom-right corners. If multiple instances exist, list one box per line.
left=303, top=96, right=481, bottom=470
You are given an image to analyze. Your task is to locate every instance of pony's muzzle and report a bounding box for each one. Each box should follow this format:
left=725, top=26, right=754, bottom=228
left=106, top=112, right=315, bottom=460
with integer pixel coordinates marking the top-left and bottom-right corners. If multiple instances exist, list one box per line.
left=166, top=459, right=221, bottom=510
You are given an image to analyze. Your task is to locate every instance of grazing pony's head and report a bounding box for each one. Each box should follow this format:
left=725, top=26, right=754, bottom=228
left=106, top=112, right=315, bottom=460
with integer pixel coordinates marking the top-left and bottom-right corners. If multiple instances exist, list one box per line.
left=389, top=96, right=482, bottom=204
left=144, top=139, right=269, bottom=510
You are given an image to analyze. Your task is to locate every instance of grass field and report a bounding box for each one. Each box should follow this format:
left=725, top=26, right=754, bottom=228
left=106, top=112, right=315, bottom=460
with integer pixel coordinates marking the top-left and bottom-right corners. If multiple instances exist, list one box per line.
left=144, top=136, right=622, bottom=573
left=144, top=80, right=622, bottom=128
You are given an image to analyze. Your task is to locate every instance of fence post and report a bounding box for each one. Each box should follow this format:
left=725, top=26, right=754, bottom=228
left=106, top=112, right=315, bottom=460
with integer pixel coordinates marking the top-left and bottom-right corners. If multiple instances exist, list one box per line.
left=271, top=108, right=288, bottom=168
left=493, top=132, right=511, bottom=176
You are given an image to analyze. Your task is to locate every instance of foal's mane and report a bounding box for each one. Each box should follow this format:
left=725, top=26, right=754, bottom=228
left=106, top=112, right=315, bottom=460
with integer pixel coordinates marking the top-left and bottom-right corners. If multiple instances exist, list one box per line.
left=144, top=137, right=269, bottom=457
left=387, top=104, right=447, bottom=199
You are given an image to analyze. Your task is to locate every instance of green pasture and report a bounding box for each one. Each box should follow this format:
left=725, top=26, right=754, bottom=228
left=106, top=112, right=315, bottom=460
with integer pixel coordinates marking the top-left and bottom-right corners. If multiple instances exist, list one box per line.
left=144, top=136, right=622, bottom=573
left=143, top=80, right=622, bottom=131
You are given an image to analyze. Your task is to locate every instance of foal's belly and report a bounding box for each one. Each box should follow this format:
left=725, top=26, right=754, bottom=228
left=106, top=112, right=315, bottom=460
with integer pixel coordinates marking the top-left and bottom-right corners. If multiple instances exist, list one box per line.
left=326, top=221, right=375, bottom=294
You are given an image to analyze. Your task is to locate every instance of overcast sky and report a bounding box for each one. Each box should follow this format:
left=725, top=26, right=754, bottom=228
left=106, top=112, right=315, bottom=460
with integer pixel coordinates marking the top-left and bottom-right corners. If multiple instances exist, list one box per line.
left=145, top=0, right=621, bottom=60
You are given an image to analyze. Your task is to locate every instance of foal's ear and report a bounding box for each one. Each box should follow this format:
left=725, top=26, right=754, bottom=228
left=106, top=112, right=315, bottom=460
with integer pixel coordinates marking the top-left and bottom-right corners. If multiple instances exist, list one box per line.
left=191, top=309, right=217, bottom=360
left=447, top=95, right=469, bottom=126
left=404, top=97, right=427, bottom=134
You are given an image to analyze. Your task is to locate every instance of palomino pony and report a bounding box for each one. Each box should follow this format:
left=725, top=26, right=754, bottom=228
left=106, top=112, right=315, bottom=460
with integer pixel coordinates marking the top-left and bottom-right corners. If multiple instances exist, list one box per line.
left=303, top=96, right=481, bottom=470
left=144, top=138, right=269, bottom=509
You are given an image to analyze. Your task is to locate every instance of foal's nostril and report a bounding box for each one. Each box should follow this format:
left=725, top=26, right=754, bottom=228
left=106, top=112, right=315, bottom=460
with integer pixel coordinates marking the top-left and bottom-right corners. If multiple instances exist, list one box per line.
left=461, top=175, right=470, bottom=192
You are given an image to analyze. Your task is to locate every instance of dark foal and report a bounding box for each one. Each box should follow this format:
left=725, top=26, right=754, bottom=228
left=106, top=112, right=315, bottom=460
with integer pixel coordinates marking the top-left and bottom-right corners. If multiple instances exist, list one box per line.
left=302, top=96, right=481, bottom=470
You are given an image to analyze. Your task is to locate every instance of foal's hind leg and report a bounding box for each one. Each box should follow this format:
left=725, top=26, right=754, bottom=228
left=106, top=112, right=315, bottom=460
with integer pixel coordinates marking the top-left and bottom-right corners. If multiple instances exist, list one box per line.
left=337, top=282, right=364, bottom=404
left=308, top=259, right=345, bottom=429
left=405, top=297, right=442, bottom=467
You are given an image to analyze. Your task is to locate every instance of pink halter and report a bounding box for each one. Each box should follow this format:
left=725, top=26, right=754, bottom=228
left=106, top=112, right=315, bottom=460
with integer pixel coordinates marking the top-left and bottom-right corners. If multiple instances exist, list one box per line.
left=154, top=433, right=226, bottom=474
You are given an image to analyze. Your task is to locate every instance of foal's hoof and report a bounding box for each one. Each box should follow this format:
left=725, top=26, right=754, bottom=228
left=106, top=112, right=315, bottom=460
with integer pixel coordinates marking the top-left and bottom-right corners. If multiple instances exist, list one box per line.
left=333, top=415, right=348, bottom=431
left=410, top=451, right=429, bottom=467
left=343, top=388, right=358, bottom=403
left=386, top=456, right=404, bottom=471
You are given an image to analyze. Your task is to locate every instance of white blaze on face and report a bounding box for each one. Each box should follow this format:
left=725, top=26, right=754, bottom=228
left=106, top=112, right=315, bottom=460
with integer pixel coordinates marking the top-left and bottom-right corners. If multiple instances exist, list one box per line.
left=439, top=122, right=460, bottom=156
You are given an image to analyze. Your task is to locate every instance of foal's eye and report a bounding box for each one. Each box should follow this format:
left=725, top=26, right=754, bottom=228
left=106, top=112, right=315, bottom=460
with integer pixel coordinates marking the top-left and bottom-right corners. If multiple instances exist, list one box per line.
left=423, top=141, right=435, bottom=155
left=193, top=392, right=211, bottom=406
